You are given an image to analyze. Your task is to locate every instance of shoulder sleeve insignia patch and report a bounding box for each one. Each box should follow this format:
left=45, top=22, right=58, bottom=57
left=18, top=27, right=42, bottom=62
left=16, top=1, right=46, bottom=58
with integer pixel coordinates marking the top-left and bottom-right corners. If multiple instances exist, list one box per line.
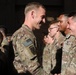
left=23, top=39, right=33, bottom=47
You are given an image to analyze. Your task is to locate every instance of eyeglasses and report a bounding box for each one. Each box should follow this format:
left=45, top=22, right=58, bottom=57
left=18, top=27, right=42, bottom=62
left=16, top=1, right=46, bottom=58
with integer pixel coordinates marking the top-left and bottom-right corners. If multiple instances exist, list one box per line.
left=49, top=27, right=58, bottom=30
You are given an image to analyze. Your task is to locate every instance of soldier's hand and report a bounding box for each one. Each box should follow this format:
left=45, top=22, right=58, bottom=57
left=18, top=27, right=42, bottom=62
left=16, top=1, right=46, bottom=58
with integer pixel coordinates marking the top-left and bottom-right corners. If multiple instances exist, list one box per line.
left=43, top=35, right=54, bottom=44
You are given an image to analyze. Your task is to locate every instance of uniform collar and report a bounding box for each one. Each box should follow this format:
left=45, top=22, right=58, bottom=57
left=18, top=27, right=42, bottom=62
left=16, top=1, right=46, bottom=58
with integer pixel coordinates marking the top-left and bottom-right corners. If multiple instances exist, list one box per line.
left=22, top=24, right=32, bottom=32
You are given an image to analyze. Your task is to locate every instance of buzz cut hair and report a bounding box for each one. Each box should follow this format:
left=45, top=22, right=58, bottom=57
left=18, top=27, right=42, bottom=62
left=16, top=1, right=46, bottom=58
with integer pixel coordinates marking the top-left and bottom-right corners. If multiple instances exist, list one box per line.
left=71, top=13, right=76, bottom=22
left=62, top=14, right=69, bottom=20
left=49, top=20, right=59, bottom=26
left=24, top=2, right=45, bottom=16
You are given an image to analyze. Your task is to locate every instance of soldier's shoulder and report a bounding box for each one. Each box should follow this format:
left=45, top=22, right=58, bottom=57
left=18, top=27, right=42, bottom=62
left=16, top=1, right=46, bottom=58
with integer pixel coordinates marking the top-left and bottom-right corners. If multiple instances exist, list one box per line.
left=63, top=34, right=76, bottom=48
left=12, top=27, right=28, bottom=40
left=58, top=32, right=65, bottom=43
left=65, top=34, right=76, bottom=41
left=60, top=32, right=65, bottom=39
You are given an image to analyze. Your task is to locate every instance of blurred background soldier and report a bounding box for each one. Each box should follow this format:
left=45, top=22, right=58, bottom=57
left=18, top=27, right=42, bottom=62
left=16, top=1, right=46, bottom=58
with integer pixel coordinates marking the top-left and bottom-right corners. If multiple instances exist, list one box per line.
left=61, top=13, right=76, bottom=75
left=12, top=2, right=46, bottom=75
left=0, top=26, right=11, bottom=47
left=0, top=31, right=9, bottom=75
left=57, top=13, right=69, bottom=36
left=56, top=13, right=72, bottom=75
left=42, top=20, right=64, bottom=75
left=0, top=26, right=15, bottom=75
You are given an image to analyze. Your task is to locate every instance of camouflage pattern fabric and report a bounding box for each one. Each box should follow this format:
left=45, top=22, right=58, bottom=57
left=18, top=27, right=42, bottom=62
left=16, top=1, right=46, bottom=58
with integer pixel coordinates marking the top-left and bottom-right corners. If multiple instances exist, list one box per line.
left=61, top=34, right=76, bottom=75
left=12, top=24, right=41, bottom=74
left=43, top=43, right=52, bottom=75
left=32, top=67, right=51, bottom=75
left=43, top=32, right=65, bottom=75
left=1, top=35, right=11, bottom=47
left=1, top=37, right=9, bottom=46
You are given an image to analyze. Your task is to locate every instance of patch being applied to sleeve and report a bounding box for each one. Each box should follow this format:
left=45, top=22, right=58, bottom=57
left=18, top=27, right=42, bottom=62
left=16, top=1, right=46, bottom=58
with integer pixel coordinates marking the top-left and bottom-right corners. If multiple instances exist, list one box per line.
left=23, top=39, right=33, bottom=47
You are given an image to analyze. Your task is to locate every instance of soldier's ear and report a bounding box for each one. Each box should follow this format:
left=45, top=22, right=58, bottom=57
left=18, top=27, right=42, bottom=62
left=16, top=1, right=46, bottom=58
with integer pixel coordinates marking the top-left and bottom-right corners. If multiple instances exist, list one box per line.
left=31, top=10, right=36, bottom=19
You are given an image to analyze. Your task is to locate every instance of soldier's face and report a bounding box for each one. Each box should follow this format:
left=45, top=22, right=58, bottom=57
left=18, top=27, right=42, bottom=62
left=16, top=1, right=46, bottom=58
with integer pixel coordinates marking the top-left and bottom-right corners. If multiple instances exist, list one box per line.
left=57, top=15, right=67, bottom=32
left=33, top=7, right=46, bottom=30
left=48, top=24, right=59, bottom=37
left=67, top=17, right=76, bottom=36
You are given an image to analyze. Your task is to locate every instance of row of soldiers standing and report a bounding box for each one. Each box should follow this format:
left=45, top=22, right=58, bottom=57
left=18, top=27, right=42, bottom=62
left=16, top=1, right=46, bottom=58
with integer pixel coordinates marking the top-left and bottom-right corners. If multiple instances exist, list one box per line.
left=0, top=2, right=76, bottom=75
left=43, top=12, right=76, bottom=75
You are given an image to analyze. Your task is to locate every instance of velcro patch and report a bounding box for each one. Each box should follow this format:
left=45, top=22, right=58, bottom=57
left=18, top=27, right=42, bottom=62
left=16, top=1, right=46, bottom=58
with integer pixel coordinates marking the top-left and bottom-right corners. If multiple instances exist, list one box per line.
left=23, top=39, right=32, bottom=47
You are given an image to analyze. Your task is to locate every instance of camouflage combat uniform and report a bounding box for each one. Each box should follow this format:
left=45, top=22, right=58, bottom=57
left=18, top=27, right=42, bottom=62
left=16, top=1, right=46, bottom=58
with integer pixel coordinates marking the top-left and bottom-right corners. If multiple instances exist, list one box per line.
left=1, top=37, right=9, bottom=46
left=12, top=24, right=44, bottom=75
left=43, top=32, right=65, bottom=75
left=61, top=34, right=76, bottom=75
left=43, top=43, right=52, bottom=75
left=1, top=35, right=11, bottom=47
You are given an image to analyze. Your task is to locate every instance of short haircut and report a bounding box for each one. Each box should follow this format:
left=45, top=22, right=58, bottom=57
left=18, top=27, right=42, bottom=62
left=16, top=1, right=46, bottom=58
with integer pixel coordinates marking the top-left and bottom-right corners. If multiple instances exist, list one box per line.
left=71, top=14, right=76, bottom=22
left=68, top=11, right=76, bottom=17
left=49, top=20, right=59, bottom=27
left=24, top=2, right=45, bottom=16
left=68, top=12, right=76, bottom=21
left=57, top=13, right=69, bottom=22
left=62, top=14, right=69, bottom=19
left=59, top=12, right=68, bottom=16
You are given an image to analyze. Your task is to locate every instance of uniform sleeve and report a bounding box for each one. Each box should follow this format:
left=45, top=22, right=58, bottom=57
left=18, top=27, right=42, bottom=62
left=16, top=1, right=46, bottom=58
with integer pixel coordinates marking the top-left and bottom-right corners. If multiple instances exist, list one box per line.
left=16, top=38, right=37, bottom=62
left=42, top=44, right=52, bottom=74
left=61, top=36, right=76, bottom=75
left=16, top=37, right=40, bottom=73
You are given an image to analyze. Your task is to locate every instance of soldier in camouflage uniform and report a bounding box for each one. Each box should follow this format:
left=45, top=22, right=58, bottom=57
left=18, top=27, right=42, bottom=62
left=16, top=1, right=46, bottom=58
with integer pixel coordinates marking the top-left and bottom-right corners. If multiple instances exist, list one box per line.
left=61, top=13, right=76, bottom=75
left=57, top=13, right=69, bottom=35
left=43, top=14, right=69, bottom=75
left=61, top=34, right=76, bottom=75
left=11, top=2, right=46, bottom=75
left=43, top=20, right=65, bottom=75
left=0, top=27, right=15, bottom=75
left=0, top=27, right=12, bottom=47
left=0, top=31, right=9, bottom=74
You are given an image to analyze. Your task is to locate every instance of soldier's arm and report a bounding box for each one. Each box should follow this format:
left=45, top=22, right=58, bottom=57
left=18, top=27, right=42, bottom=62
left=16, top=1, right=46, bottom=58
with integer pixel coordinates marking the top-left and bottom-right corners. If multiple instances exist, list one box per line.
left=43, top=43, right=55, bottom=74
left=16, top=38, right=40, bottom=73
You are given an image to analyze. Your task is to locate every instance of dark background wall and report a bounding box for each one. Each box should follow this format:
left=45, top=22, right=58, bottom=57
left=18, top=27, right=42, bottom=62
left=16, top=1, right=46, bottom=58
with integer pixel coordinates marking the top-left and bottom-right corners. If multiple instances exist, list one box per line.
left=0, top=0, right=76, bottom=34
left=0, top=0, right=15, bottom=34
